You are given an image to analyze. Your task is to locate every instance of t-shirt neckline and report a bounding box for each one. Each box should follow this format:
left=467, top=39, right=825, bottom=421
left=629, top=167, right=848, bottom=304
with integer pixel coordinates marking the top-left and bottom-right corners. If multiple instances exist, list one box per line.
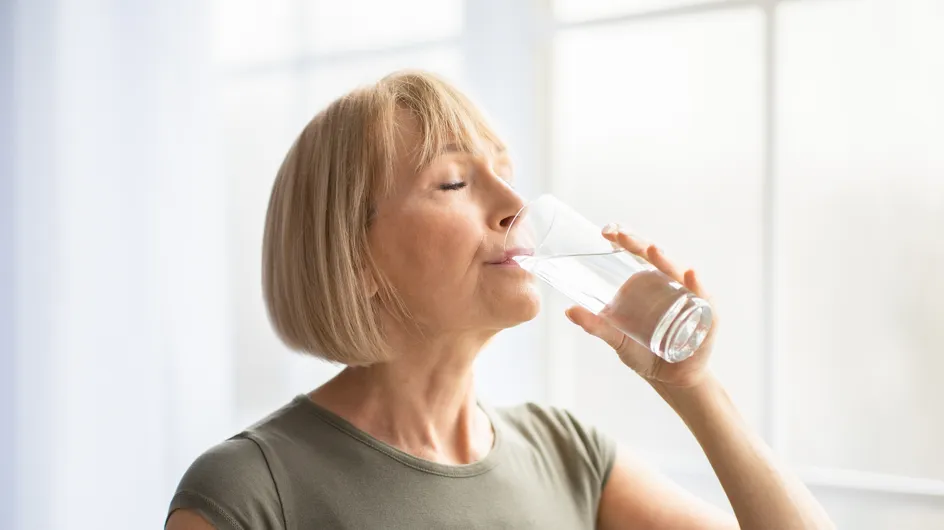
left=293, top=394, right=505, bottom=478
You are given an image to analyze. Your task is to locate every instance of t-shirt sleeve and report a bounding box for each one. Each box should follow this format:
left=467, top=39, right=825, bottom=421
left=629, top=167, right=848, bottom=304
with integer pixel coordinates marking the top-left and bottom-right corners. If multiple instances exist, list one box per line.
left=561, top=409, right=618, bottom=489
left=167, top=436, right=284, bottom=530
left=504, top=404, right=619, bottom=503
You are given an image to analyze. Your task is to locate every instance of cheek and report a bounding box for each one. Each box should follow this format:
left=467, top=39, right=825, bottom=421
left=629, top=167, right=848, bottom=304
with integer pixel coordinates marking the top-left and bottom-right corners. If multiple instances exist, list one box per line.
left=372, top=209, right=482, bottom=292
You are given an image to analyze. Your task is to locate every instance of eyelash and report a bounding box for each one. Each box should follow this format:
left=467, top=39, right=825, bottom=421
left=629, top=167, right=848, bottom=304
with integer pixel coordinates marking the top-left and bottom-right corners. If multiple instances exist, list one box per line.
left=439, top=181, right=468, bottom=191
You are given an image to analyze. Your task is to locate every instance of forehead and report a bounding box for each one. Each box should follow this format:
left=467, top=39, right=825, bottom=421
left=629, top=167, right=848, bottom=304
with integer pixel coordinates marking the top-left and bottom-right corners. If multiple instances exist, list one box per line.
left=392, top=110, right=508, bottom=172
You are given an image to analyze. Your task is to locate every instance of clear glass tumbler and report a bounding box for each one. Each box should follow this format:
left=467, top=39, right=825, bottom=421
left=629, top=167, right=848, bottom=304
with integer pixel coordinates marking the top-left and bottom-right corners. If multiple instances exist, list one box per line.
left=503, top=194, right=712, bottom=362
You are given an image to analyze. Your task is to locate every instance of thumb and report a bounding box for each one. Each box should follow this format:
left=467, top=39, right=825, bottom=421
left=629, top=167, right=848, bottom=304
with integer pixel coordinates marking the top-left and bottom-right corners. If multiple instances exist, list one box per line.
left=565, top=306, right=627, bottom=352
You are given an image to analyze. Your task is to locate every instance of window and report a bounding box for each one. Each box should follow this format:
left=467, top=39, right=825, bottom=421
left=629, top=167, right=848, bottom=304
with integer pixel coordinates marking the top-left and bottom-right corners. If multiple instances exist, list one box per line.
left=552, top=5, right=766, bottom=461
left=550, top=0, right=944, bottom=526
left=212, top=1, right=944, bottom=525
left=777, top=0, right=944, bottom=482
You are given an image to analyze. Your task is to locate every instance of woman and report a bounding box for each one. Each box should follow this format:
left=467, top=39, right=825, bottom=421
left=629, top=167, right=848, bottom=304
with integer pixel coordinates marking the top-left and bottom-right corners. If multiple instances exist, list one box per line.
left=166, top=71, right=834, bottom=529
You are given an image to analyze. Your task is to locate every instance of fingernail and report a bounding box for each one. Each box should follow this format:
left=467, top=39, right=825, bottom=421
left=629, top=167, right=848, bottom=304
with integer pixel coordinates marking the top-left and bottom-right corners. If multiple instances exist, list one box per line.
left=602, top=223, right=619, bottom=235
left=564, top=310, right=576, bottom=324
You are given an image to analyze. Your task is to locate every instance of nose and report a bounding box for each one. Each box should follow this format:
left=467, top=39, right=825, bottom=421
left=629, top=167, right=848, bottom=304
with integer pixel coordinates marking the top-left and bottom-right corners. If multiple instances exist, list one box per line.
left=489, top=176, right=526, bottom=232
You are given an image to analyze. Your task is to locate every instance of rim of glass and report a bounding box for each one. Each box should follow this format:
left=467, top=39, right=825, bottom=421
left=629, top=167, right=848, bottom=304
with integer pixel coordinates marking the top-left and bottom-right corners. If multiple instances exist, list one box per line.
left=502, top=194, right=560, bottom=255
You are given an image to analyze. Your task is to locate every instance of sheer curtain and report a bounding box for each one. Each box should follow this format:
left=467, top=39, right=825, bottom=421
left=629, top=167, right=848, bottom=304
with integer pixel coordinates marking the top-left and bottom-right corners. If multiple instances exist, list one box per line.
left=10, top=1, right=234, bottom=528
left=2, top=1, right=14, bottom=527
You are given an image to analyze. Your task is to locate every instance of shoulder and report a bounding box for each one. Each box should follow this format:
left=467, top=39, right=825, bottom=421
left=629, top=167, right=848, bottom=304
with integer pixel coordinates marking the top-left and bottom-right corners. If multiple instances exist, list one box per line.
left=495, top=402, right=617, bottom=487
left=168, top=436, right=284, bottom=530
left=176, top=436, right=275, bottom=497
left=497, top=401, right=582, bottom=429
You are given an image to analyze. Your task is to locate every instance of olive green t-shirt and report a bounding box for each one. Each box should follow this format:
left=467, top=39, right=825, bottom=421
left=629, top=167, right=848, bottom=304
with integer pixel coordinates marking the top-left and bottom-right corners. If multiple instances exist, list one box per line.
left=168, top=396, right=617, bottom=529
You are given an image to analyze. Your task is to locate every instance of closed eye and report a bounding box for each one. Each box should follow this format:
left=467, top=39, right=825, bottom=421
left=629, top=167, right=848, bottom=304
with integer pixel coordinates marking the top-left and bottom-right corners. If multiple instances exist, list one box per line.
left=439, top=181, right=468, bottom=191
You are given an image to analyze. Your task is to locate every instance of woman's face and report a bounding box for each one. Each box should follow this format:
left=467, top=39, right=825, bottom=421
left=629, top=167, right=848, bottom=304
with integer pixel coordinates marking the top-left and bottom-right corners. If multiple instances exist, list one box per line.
left=368, top=117, right=540, bottom=336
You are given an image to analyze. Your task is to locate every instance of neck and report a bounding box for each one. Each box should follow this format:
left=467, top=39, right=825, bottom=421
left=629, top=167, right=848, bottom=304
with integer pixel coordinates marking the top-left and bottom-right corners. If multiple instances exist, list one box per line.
left=310, top=330, right=496, bottom=465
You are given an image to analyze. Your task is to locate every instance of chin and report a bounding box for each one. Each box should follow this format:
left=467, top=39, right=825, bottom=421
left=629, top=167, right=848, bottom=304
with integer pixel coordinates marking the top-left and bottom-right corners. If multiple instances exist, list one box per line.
left=495, top=287, right=542, bottom=328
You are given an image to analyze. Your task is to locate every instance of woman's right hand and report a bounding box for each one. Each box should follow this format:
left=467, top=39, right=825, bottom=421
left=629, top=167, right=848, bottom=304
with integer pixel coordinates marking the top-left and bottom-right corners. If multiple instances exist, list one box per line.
left=565, top=225, right=718, bottom=389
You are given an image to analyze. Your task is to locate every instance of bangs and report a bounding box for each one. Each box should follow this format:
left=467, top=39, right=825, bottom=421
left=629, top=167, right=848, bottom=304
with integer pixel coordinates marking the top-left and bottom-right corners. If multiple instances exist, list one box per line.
left=378, top=70, right=506, bottom=173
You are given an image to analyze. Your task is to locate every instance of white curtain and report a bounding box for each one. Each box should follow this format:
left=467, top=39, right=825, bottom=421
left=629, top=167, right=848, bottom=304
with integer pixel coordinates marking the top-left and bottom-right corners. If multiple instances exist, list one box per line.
left=9, top=1, right=234, bottom=528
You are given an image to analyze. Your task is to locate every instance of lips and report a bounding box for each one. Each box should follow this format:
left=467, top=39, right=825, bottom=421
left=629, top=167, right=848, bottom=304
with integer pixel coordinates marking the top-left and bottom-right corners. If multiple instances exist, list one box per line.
left=489, top=247, right=534, bottom=265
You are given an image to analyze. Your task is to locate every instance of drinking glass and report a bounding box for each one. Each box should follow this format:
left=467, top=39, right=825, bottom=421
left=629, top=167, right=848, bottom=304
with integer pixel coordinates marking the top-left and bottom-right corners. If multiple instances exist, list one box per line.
left=504, top=194, right=712, bottom=362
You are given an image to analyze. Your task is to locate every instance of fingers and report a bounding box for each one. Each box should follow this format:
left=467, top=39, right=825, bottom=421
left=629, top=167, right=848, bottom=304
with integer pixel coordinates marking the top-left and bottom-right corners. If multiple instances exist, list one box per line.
left=601, top=223, right=713, bottom=304
left=602, top=223, right=649, bottom=255
left=645, top=245, right=686, bottom=284
left=683, top=269, right=709, bottom=299
left=565, top=306, right=627, bottom=352
left=566, top=305, right=658, bottom=374
left=602, top=225, right=686, bottom=284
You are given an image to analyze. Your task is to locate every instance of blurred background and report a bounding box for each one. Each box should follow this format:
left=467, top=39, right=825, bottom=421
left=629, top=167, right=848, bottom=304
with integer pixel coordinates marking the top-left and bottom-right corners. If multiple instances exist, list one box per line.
left=3, top=0, right=944, bottom=528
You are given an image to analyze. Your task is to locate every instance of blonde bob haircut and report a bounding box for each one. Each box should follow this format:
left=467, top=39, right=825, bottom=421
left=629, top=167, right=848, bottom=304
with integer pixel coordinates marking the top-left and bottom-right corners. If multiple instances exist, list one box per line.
left=262, top=70, right=505, bottom=365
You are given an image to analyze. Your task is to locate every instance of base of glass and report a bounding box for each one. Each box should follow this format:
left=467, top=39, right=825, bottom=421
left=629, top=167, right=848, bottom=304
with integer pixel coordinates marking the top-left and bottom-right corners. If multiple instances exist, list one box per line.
left=651, top=296, right=712, bottom=363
